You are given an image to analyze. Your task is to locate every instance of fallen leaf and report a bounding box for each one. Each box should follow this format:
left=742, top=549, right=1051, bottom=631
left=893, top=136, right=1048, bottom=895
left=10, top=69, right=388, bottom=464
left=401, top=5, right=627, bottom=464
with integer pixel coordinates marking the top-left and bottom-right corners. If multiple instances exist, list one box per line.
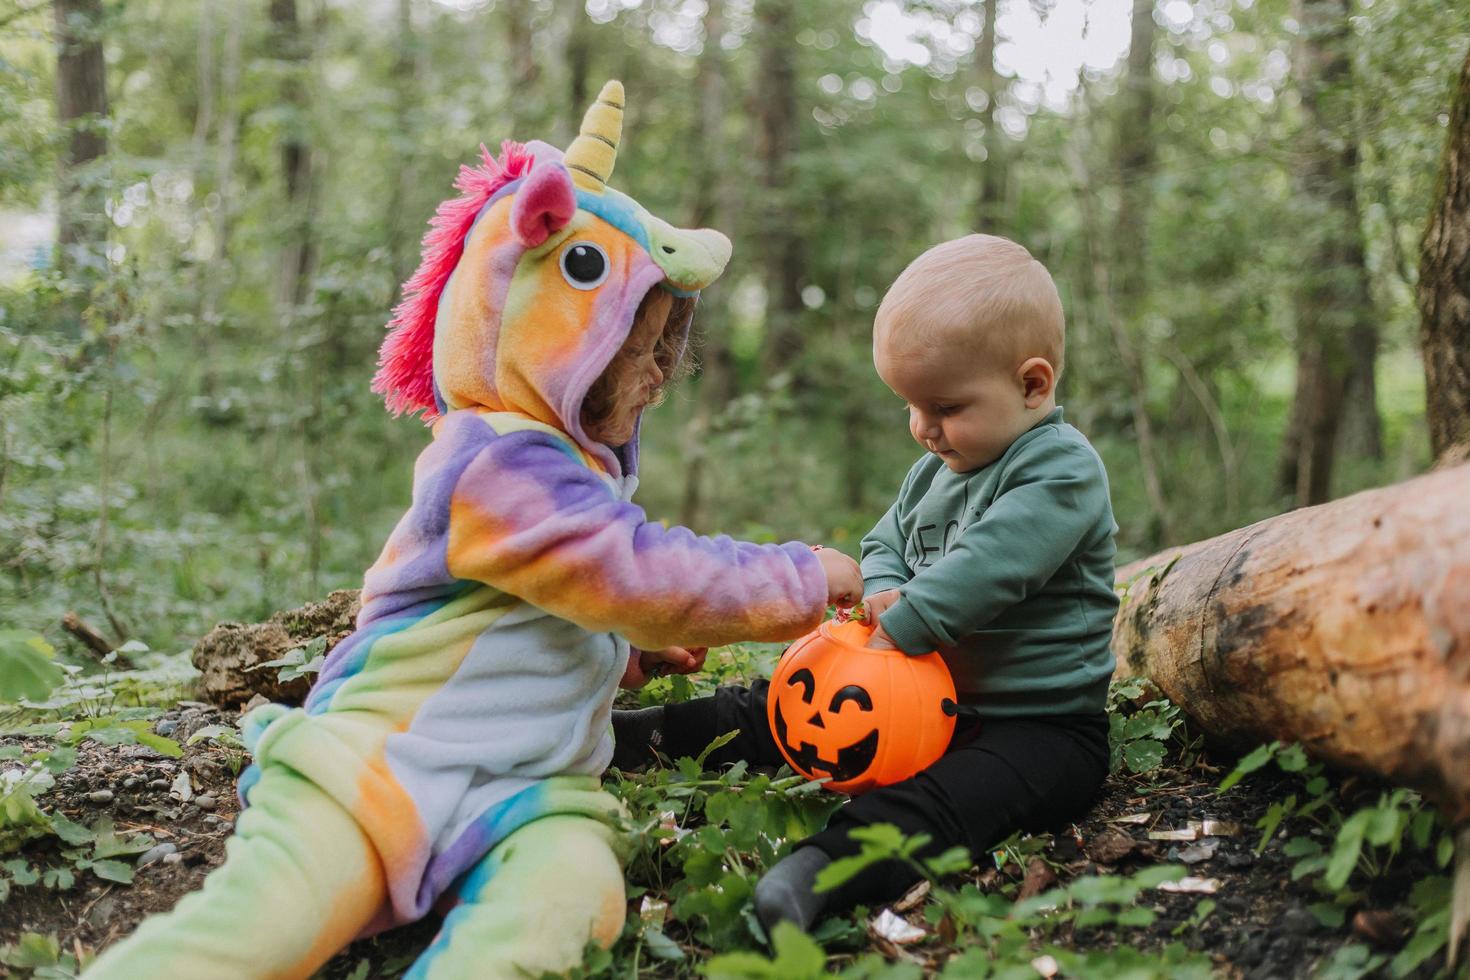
left=1175, top=839, right=1220, bottom=864
left=1110, top=812, right=1154, bottom=825
left=871, top=909, right=926, bottom=945
left=1148, top=827, right=1199, bottom=841
left=1199, top=819, right=1241, bottom=837
left=1087, top=828, right=1139, bottom=864
left=891, top=879, right=930, bottom=914
left=1352, top=909, right=1407, bottom=947
left=169, top=771, right=192, bottom=804
left=1031, top=954, right=1060, bottom=977
left=1157, top=876, right=1221, bottom=894
left=639, top=896, right=668, bottom=926
left=1017, top=856, right=1057, bottom=901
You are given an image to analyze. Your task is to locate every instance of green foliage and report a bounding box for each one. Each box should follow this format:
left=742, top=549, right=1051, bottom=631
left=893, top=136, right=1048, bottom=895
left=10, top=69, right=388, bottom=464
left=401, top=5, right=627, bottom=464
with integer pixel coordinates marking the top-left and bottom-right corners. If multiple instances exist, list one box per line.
left=0, top=631, right=66, bottom=702
left=1219, top=741, right=1457, bottom=972
left=248, top=635, right=327, bottom=684
left=0, top=932, right=79, bottom=980
left=1106, top=677, right=1186, bottom=775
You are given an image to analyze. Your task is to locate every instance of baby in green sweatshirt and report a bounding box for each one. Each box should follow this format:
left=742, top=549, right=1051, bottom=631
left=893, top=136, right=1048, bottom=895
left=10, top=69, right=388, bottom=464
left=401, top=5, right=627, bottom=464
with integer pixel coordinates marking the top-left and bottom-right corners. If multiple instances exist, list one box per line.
left=614, top=233, right=1119, bottom=934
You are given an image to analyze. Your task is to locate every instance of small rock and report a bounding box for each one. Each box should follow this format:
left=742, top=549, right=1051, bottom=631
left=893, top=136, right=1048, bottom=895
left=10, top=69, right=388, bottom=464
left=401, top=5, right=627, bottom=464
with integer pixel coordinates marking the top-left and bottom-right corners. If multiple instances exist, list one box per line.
left=194, top=795, right=218, bottom=811
left=1280, top=905, right=1318, bottom=935
left=162, top=852, right=183, bottom=865
left=123, top=777, right=140, bottom=789
left=1223, top=850, right=1255, bottom=869
left=137, top=843, right=178, bottom=868
left=86, top=789, right=115, bottom=804
left=156, top=719, right=178, bottom=736
left=87, top=895, right=116, bottom=931
left=149, top=778, right=169, bottom=790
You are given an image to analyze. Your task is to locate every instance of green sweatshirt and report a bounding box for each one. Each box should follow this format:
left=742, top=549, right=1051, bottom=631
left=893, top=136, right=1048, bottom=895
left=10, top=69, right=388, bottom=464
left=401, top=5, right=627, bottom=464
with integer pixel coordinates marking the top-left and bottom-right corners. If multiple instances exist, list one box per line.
left=861, top=407, right=1119, bottom=718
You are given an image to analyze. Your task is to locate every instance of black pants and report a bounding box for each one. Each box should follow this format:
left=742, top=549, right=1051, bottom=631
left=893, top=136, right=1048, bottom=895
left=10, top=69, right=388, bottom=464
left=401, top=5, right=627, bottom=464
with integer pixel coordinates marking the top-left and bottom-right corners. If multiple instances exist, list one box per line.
left=662, top=681, right=1110, bottom=910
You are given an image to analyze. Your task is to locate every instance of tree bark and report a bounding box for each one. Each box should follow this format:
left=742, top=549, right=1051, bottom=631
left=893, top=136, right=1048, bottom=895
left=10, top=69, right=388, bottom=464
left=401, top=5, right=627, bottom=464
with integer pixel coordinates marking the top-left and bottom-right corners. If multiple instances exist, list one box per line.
left=1419, top=42, right=1470, bottom=468
left=680, top=0, right=734, bottom=530
left=1112, top=462, right=1470, bottom=822
left=52, top=0, right=109, bottom=278
left=268, top=0, right=316, bottom=313
left=1276, top=0, right=1376, bottom=505
left=973, top=0, right=1005, bottom=235
left=754, top=0, right=805, bottom=378
left=1112, top=462, right=1470, bottom=961
left=1113, top=0, right=1157, bottom=310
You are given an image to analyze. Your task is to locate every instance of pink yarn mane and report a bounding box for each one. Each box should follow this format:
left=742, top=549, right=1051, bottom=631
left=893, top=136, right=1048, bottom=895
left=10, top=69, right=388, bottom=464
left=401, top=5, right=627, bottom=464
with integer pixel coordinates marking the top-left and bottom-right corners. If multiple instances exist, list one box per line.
left=372, top=141, right=536, bottom=420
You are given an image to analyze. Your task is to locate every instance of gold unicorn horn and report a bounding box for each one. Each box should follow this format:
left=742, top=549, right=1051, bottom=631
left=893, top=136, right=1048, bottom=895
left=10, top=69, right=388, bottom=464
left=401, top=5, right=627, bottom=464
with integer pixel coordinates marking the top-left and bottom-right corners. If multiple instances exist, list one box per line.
left=565, top=80, right=624, bottom=192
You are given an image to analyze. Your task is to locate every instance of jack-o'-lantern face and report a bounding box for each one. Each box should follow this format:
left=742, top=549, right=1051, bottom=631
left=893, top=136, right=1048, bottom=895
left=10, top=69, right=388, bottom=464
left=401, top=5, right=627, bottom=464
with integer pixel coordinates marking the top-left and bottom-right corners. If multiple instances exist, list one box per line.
left=766, top=618, right=960, bottom=795
left=771, top=667, right=879, bottom=784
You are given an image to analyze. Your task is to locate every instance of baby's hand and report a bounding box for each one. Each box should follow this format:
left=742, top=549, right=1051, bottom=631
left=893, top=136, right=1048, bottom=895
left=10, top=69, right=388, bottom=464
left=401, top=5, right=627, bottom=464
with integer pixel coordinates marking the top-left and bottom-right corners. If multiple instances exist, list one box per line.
left=620, top=646, right=708, bottom=689
left=865, top=621, right=900, bottom=650
left=813, top=547, right=863, bottom=608
left=862, top=589, right=901, bottom=621
left=862, top=590, right=902, bottom=649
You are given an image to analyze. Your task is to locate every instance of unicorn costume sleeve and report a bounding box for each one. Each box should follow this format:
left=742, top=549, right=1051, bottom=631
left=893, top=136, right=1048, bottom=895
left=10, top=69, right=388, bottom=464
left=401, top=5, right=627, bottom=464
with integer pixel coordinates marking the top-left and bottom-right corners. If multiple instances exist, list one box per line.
left=83, top=83, right=823, bottom=980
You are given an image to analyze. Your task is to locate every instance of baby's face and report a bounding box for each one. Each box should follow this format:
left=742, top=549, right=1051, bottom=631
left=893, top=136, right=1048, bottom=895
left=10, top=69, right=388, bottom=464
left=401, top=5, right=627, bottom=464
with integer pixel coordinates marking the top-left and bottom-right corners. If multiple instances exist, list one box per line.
left=875, top=338, right=1034, bottom=473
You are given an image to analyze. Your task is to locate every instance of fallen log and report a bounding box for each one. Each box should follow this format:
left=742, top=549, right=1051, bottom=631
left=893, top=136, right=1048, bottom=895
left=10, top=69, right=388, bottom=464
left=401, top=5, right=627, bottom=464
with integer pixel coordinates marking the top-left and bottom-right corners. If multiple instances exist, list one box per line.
left=1112, top=461, right=1470, bottom=960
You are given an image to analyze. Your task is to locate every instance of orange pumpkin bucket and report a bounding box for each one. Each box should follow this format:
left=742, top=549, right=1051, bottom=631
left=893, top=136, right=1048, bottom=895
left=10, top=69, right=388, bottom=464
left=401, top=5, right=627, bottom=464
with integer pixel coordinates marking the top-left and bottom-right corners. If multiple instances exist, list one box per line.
left=766, top=618, right=959, bottom=795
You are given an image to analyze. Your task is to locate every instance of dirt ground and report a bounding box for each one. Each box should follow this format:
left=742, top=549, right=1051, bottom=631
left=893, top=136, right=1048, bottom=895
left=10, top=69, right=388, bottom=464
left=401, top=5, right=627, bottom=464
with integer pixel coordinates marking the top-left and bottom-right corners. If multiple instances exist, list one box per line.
left=0, top=706, right=1449, bottom=978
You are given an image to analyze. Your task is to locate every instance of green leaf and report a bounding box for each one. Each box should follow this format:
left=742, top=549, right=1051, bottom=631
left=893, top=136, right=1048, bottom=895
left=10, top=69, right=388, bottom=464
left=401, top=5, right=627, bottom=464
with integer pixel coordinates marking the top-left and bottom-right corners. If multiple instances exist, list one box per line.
left=89, top=859, right=135, bottom=884
left=1276, top=743, right=1309, bottom=772
left=47, top=811, right=96, bottom=846
left=1308, top=901, right=1347, bottom=928
left=0, top=932, right=61, bottom=969
left=42, top=866, right=74, bottom=890
left=1122, top=739, right=1166, bottom=773
left=1325, top=814, right=1367, bottom=890
left=1116, top=905, right=1156, bottom=927
left=641, top=927, right=686, bottom=962
left=1219, top=742, right=1277, bottom=792
left=0, top=630, right=65, bottom=703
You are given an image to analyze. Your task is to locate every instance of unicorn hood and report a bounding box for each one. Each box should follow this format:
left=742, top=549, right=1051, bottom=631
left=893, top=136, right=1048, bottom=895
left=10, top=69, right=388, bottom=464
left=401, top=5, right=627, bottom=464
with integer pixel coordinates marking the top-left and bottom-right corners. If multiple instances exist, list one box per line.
left=373, top=81, right=731, bottom=479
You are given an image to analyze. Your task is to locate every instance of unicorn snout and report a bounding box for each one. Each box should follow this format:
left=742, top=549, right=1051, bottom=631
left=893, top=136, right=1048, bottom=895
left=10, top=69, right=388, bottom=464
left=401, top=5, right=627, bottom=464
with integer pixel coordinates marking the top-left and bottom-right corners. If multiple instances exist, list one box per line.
left=647, top=220, right=731, bottom=292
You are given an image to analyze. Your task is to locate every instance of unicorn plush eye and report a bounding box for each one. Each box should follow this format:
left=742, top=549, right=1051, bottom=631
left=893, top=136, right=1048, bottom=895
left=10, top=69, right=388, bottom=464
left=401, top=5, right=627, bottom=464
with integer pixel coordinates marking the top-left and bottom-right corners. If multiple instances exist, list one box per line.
left=560, top=242, right=609, bottom=290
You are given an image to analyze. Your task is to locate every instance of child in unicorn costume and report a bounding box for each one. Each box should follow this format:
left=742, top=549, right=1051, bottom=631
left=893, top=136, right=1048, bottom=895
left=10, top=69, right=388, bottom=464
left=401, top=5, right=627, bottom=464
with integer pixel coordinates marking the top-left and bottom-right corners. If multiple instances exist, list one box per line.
left=86, top=82, right=862, bottom=980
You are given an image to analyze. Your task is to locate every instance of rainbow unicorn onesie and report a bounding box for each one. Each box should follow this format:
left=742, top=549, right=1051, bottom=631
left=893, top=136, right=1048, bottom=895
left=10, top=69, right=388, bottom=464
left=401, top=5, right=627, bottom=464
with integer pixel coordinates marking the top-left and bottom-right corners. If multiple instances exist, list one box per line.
left=86, top=82, right=827, bottom=980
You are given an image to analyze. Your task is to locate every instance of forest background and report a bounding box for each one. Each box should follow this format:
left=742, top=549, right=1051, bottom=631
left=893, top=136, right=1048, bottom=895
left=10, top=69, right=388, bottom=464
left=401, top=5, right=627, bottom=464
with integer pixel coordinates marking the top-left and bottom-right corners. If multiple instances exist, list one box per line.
left=1, top=0, right=1468, bottom=666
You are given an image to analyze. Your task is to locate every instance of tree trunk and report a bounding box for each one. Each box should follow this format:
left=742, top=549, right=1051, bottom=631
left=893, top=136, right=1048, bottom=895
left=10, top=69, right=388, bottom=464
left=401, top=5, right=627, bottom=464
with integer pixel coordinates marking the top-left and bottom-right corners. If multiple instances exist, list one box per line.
left=679, top=0, right=733, bottom=531
left=1419, top=42, right=1470, bottom=468
left=52, top=0, right=109, bottom=279
left=1276, top=0, right=1375, bottom=505
left=1113, top=0, right=1156, bottom=310
left=1112, top=461, right=1470, bottom=961
left=387, top=0, right=423, bottom=292
left=1113, top=462, right=1470, bottom=818
left=269, top=0, right=315, bottom=313
left=754, top=0, right=805, bottom=378
left=973, top=0, right=1005, bottom=235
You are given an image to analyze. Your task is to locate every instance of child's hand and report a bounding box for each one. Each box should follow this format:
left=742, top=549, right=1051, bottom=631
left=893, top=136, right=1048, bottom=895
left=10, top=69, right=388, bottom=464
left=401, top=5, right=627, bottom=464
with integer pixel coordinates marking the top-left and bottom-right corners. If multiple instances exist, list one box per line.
left=865, top=621, right=900, bottom=650
left=620, top=646, right=708, bottom=689
left=813, top=547, right=863, bottom=607
left=862, top=589, right=901, bottom=621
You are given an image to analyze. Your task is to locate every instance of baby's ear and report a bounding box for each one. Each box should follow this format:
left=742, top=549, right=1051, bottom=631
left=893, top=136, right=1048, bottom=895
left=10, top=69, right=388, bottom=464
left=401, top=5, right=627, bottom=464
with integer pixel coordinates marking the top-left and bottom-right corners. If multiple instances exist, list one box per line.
left=1018, top=357, right=1056, bottom=405
left=510, top=161, right=577, bottom=248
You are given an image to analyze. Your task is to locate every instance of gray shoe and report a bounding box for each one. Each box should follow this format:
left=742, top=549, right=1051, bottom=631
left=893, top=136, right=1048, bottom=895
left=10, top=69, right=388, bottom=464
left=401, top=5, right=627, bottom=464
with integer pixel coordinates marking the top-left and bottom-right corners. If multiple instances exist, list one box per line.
left=753, top=846, right=832, bottom=937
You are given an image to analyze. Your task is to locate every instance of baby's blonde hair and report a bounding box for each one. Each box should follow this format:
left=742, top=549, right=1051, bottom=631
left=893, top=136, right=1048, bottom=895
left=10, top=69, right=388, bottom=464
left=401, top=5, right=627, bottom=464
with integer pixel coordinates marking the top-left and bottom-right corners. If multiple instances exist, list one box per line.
left=875, top=234, right=1064, bottom=376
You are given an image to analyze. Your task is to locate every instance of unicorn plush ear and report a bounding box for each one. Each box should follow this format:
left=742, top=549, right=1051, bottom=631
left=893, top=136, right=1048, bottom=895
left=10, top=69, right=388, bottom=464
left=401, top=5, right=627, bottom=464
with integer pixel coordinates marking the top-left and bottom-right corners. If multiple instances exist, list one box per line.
left=510, top=161, right=577, bottom=248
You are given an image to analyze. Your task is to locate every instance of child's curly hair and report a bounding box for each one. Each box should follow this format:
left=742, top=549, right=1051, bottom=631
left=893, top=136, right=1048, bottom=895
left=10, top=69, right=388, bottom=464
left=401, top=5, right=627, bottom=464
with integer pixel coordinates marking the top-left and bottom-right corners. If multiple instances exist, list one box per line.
left=581, top=291, right=697, bottom=444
